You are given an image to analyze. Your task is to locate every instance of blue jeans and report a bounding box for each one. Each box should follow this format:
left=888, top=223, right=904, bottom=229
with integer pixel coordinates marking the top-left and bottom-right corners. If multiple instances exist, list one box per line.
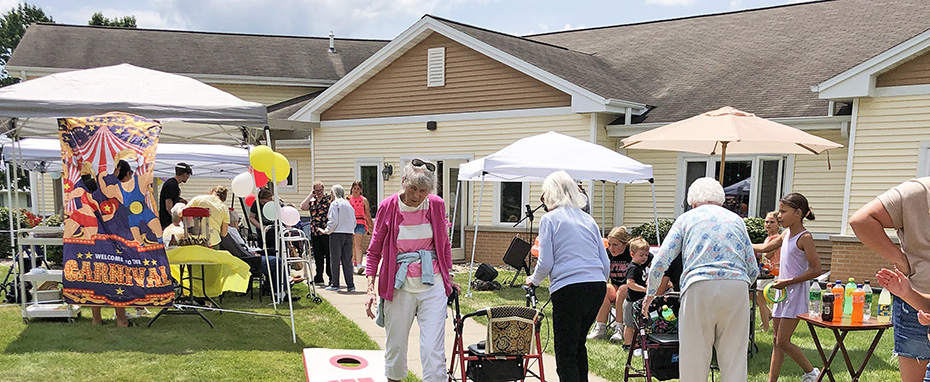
left=893, top=295, right=930, bottom=360
left=353, top=223, right=366, bottom=235
left=260, top=255, right=286, bottom=296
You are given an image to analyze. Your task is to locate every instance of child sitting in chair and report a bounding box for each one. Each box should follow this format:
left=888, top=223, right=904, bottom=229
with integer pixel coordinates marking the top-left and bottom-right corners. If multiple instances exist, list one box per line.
left=623, top=237, right=651, bottom=351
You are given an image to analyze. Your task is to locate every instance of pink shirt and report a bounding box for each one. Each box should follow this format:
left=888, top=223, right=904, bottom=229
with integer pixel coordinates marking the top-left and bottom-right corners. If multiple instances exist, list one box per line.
left=397, top=197, right=436, bottom=278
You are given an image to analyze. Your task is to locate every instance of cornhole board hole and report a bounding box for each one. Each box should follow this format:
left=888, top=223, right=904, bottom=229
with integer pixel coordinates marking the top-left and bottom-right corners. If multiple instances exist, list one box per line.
left=303, top=348, right=387, bottom=382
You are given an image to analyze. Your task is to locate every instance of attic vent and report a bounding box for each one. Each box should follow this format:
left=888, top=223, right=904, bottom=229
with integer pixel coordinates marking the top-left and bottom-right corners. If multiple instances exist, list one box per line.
left=427, top=47, right=445, bottom=87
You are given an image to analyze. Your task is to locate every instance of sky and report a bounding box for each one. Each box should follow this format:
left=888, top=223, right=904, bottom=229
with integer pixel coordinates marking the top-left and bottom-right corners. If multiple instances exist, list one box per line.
left=2, top=0, right=815, bottom=39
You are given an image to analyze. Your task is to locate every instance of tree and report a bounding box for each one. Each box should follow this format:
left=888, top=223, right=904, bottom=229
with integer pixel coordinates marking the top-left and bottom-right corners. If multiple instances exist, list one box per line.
left=0, top=3, right=53, bottom=87
left=88, top=12, right=136, bottom=28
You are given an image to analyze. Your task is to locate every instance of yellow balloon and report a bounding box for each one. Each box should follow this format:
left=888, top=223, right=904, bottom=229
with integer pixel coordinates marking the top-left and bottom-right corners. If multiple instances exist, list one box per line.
left=249, top=145, right=274, bottom=173
left=272, top=152, right=290, bottom=180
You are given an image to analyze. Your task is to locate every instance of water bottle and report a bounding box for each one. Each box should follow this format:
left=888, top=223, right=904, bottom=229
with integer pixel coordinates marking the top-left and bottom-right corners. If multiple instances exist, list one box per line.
left=661, top=305, right=677, bottom=322
left=809, top=280, right=822, bottom=317
left=832, top=281, right=844, bottom=322
left=822, top=290, right=835, bottom=322
left=863, top=280, right=873, bottom=321
left=844, top=277, right=856, bottom=318
left=877, top=287, right=892, bottom=323
left=852, top=284, right=864, bottom=323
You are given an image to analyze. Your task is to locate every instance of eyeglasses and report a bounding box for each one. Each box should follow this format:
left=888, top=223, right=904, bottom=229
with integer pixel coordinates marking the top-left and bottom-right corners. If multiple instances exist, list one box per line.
left=411, top=158, right=436, bottom=172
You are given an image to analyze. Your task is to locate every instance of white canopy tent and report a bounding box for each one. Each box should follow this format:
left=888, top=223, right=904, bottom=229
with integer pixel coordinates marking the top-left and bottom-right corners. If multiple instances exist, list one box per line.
left=0, top=64, right=313, bottom=342
left=1, top=138, right=251, bottom=179
left=456, top=131, right=659, bottom=296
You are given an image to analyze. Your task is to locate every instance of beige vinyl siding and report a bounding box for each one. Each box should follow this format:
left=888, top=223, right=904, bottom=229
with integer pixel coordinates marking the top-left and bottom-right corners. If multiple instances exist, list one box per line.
left=178, top=177, right=229, bottom=202
left=876, top=50, right=930, bottom=88
left=846, top=95, right=930, bottom=230
left=275, top=148, right=312, bottom=209
left=622, top=150, right=678, bottom=226
left=322, top=33, right=571, bottom=120
left=789, top=129, right=848, bottom=234
left=314, top=113, right=601, bottom=227
left=33, top=173, right=61, bottom=215
left=211, top=84, right=325, bottom=106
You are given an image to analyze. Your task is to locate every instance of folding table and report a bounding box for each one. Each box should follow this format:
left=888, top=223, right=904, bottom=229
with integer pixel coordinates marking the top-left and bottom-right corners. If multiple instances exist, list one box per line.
left=797, top=313, right=891, bottom=382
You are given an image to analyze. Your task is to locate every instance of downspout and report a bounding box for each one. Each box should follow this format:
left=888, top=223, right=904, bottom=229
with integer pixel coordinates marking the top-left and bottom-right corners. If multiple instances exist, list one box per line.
left=840, top=99, right=859, bottom=235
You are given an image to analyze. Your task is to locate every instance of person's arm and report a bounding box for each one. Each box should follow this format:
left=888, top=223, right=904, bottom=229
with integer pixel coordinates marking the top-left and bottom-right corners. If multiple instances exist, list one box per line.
left=300, top=193, right=313, bottom=211
left=656, top=276, right=673, bottom=295
left=248, top=207, right=261, bottom=231
left=626, top=276, right=647, bottom=293
left=362, top=196, right=373, bottom=234
left=323, top=202, right=338, bottom=234
left=220, top=222, right=229, bottom=238
left=365, top=199, right=389, bottom=319
left=752, top=231, right=785, bottom=254
left=647, top=221, right=681, bottom=296
left=772, top=232, right=821, bottom=289
left=877, top=267, right=930, bottom=312
left=850, top=198, right=912, bottom=276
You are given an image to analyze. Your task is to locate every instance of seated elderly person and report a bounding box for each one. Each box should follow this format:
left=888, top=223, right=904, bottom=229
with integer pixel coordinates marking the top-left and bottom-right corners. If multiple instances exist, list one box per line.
left=163, top=202, right=187, bottom=249
left=220, top=205, right=292, bottom=301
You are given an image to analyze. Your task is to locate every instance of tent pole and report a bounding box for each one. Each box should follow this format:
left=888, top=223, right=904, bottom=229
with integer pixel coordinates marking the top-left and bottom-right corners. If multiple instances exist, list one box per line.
left=465, top=174, right=485, bottom=298
left=254, top=130, right=277, bottom=312
left=450, top=180, right=461, bottom=238
left=651, top=179, right=661, bottom=246
left=266, top=127, right=297, bottom=343
left=601, top=180, right=606, bottom=236
left=718, top=142, right=728, bottom=185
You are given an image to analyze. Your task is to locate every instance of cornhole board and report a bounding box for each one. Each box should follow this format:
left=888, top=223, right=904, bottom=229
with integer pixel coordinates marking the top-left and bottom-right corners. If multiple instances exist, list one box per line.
left=303, top=348, right=387, bottom=382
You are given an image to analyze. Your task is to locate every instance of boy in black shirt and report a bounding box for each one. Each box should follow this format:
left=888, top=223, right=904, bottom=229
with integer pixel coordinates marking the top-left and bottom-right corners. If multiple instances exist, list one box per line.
left=623, top=237, right=651, bottom=349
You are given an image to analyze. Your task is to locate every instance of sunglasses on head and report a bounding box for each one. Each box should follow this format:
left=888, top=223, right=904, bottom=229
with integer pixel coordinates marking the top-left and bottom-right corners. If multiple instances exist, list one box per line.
left=411, top=158, right=436, bottom=172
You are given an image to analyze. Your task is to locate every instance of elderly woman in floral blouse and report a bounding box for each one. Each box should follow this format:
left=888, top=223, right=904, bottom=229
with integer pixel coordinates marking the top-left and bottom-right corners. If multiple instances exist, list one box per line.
left=643, top=177, right=759, bottom=382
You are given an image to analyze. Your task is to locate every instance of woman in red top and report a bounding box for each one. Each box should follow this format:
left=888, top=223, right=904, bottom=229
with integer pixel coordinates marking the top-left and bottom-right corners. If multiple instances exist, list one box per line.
left=349, top=181, right=374, bottom=273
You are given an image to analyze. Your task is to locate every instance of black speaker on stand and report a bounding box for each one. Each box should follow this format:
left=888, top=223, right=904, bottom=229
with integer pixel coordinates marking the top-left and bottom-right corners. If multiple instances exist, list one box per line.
left=503, top=203, right=546, bottom=287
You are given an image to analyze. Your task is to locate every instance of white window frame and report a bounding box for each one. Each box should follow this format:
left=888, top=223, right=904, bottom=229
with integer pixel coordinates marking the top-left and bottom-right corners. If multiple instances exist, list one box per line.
left=354, top=158, right=384, bottom=204
left=492, top=181, right=530, bottom=227
left=675, top=153, right=789, bottom=218
left=919, top=141, right=930, bottom=177
left=276, top=160, right=298, bottom=193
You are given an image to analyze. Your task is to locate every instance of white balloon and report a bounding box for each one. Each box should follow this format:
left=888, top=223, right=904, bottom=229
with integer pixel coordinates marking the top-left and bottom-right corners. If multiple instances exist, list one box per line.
left=280, top=206, right=301, bottom=227
left=262, top=202, right=279, bottom=221
left=231, top=172, right=254, bottom=196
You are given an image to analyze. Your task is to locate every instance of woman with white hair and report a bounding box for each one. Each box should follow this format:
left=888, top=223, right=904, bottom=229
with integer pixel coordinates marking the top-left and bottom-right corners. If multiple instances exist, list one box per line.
left=642, top=177, right=759, bottom=382
left=525, top=170, right=609, bottom=382
left=364, top=159, right=460, bottom=382
left=320, top=184, right=356, bottom=292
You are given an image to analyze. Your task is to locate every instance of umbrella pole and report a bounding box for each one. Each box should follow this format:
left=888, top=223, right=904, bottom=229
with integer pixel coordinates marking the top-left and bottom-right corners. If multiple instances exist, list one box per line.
left=718, top=142, right=728, bottom=185
left=465, top=174, right=485, bottom=298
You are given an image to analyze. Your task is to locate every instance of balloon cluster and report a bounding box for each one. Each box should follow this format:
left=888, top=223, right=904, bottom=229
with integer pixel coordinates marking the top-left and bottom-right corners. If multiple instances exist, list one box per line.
left=229, top=145, right=301, bottom=227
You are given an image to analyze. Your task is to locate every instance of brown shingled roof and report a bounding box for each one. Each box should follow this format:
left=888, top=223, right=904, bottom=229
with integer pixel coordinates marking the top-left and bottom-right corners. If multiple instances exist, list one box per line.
left=7, top=23, right=388, bottom=82
left=527, top=0, right=930, bottom=122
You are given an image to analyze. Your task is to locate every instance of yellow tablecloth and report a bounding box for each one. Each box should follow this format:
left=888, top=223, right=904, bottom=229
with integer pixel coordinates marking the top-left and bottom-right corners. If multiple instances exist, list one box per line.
left=166, top=246, right=250, bottom=297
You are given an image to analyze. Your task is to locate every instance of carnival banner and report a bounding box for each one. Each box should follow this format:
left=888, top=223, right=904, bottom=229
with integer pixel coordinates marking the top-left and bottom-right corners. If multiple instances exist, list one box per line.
left=59, top=112, right=174, bottom=307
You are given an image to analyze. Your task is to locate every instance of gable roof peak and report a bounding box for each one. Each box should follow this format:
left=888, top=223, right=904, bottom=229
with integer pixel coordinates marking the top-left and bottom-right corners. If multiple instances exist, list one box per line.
left=421, top=14, right=583, bottom=54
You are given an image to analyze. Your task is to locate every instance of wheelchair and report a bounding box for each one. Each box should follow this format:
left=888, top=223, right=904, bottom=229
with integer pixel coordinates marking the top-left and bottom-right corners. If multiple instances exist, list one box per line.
left=447, top=285, right=546, bottom=382
left=624, top=292, right=680, bottom=382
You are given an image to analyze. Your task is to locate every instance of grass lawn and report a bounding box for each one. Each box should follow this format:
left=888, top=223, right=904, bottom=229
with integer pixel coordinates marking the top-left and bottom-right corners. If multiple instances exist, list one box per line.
left=0, top=265, right=419, bottom=382
left=453, top=270, right=901, bottom=382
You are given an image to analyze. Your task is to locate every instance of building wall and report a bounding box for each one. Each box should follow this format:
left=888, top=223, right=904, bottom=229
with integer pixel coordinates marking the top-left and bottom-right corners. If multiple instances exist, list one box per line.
left=845, top=95, right=930, bottom=229
left=211, top=84, right=324, bottom=105
left=621, top=150, right=678, bottom=227
left=322, top=32, right=572, bottom=120
left=789, top=129, right=848, bottom=234
left=875, top=49, right=930, bottom=87
left=830, top=238, right=892, bottom=283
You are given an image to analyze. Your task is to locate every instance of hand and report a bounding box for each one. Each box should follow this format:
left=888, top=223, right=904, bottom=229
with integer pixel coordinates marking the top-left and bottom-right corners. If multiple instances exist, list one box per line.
left=365, top=292, right=377, bottom=319
left=451, top=281, right=462, bottom=294
left=876, top=267, right=912, bottom=297
left=771, top=279, right=791, bottom=290
left=918, top=310, right=930, bottom=326
left=524, top=276, right=535, bottom=287
left=641, top=295, right=656, bottom=318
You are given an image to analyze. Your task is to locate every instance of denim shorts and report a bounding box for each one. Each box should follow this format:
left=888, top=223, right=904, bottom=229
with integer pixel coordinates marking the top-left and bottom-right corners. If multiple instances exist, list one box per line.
left=353, top=223, right=366, bottom=235
left=893, top=295, right=930, bottom=360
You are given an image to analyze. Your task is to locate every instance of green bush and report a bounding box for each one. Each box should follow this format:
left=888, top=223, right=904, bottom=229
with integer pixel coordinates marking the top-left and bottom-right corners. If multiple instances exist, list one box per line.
left=0, top=207, right=42, bottom=259
left=42, top=214, right=63, bottom=264
left=744, top=217, right=768, bottom=244
left=631, top=218, right=676, bottom=246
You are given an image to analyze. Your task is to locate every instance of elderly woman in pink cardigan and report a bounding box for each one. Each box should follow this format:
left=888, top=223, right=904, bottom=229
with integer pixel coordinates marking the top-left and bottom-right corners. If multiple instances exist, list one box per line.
left=364, top=158, right=461, bottom=382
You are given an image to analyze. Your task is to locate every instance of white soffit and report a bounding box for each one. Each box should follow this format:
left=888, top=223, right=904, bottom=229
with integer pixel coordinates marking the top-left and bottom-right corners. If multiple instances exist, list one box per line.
left=812, top=28, right=930, bottom=100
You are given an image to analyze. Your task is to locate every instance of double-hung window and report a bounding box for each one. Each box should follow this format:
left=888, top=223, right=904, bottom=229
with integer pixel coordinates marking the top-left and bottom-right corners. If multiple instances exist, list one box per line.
left=677, top=155, right=787, bottom=218
left=494, top=181, right=529, bottom=226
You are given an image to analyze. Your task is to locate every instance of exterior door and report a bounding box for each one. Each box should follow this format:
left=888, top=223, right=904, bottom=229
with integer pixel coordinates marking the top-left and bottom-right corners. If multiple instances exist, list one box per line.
left=438, top=159, right=467, bottom=261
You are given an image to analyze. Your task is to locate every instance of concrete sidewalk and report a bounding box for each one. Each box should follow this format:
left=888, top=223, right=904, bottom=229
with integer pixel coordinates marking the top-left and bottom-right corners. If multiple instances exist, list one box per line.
left=317, top=273, right=608, bottom=382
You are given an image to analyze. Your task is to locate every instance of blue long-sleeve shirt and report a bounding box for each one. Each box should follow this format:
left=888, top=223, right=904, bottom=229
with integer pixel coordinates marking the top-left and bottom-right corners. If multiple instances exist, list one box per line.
left=647, top=204, right=759, bottom=296
left=528, top=206, right=610, bottom=292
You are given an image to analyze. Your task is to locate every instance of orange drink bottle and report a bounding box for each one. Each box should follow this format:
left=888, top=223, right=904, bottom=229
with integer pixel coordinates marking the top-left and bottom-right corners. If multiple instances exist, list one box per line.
left=852, top=284, right=864, bottom=323
left=832, top=281, right=844, bottom=322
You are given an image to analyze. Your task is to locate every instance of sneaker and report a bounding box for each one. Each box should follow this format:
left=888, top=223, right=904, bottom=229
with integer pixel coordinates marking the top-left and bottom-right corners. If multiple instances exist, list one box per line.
left=346, top=287, right=356, bottom=293
left=801, top=368, right=820, bottom=382
left=586, top=323, right=608, bottom=340
left=609, top=327, right=624, bottom=343
left=325, top=286, right=339, bottom=291
left=355, top=266, right=365, bottom=275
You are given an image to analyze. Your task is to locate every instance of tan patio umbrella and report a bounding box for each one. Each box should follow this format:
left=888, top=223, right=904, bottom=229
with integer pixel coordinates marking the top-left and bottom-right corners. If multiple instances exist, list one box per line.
left=621, top=106, right=843, bottom=183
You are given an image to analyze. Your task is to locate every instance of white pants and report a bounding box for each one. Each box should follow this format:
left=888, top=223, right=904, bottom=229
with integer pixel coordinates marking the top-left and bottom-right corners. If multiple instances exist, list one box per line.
left=678, top=280, right=750, bottom=382
left=383, top=284, right=447, bottom=381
